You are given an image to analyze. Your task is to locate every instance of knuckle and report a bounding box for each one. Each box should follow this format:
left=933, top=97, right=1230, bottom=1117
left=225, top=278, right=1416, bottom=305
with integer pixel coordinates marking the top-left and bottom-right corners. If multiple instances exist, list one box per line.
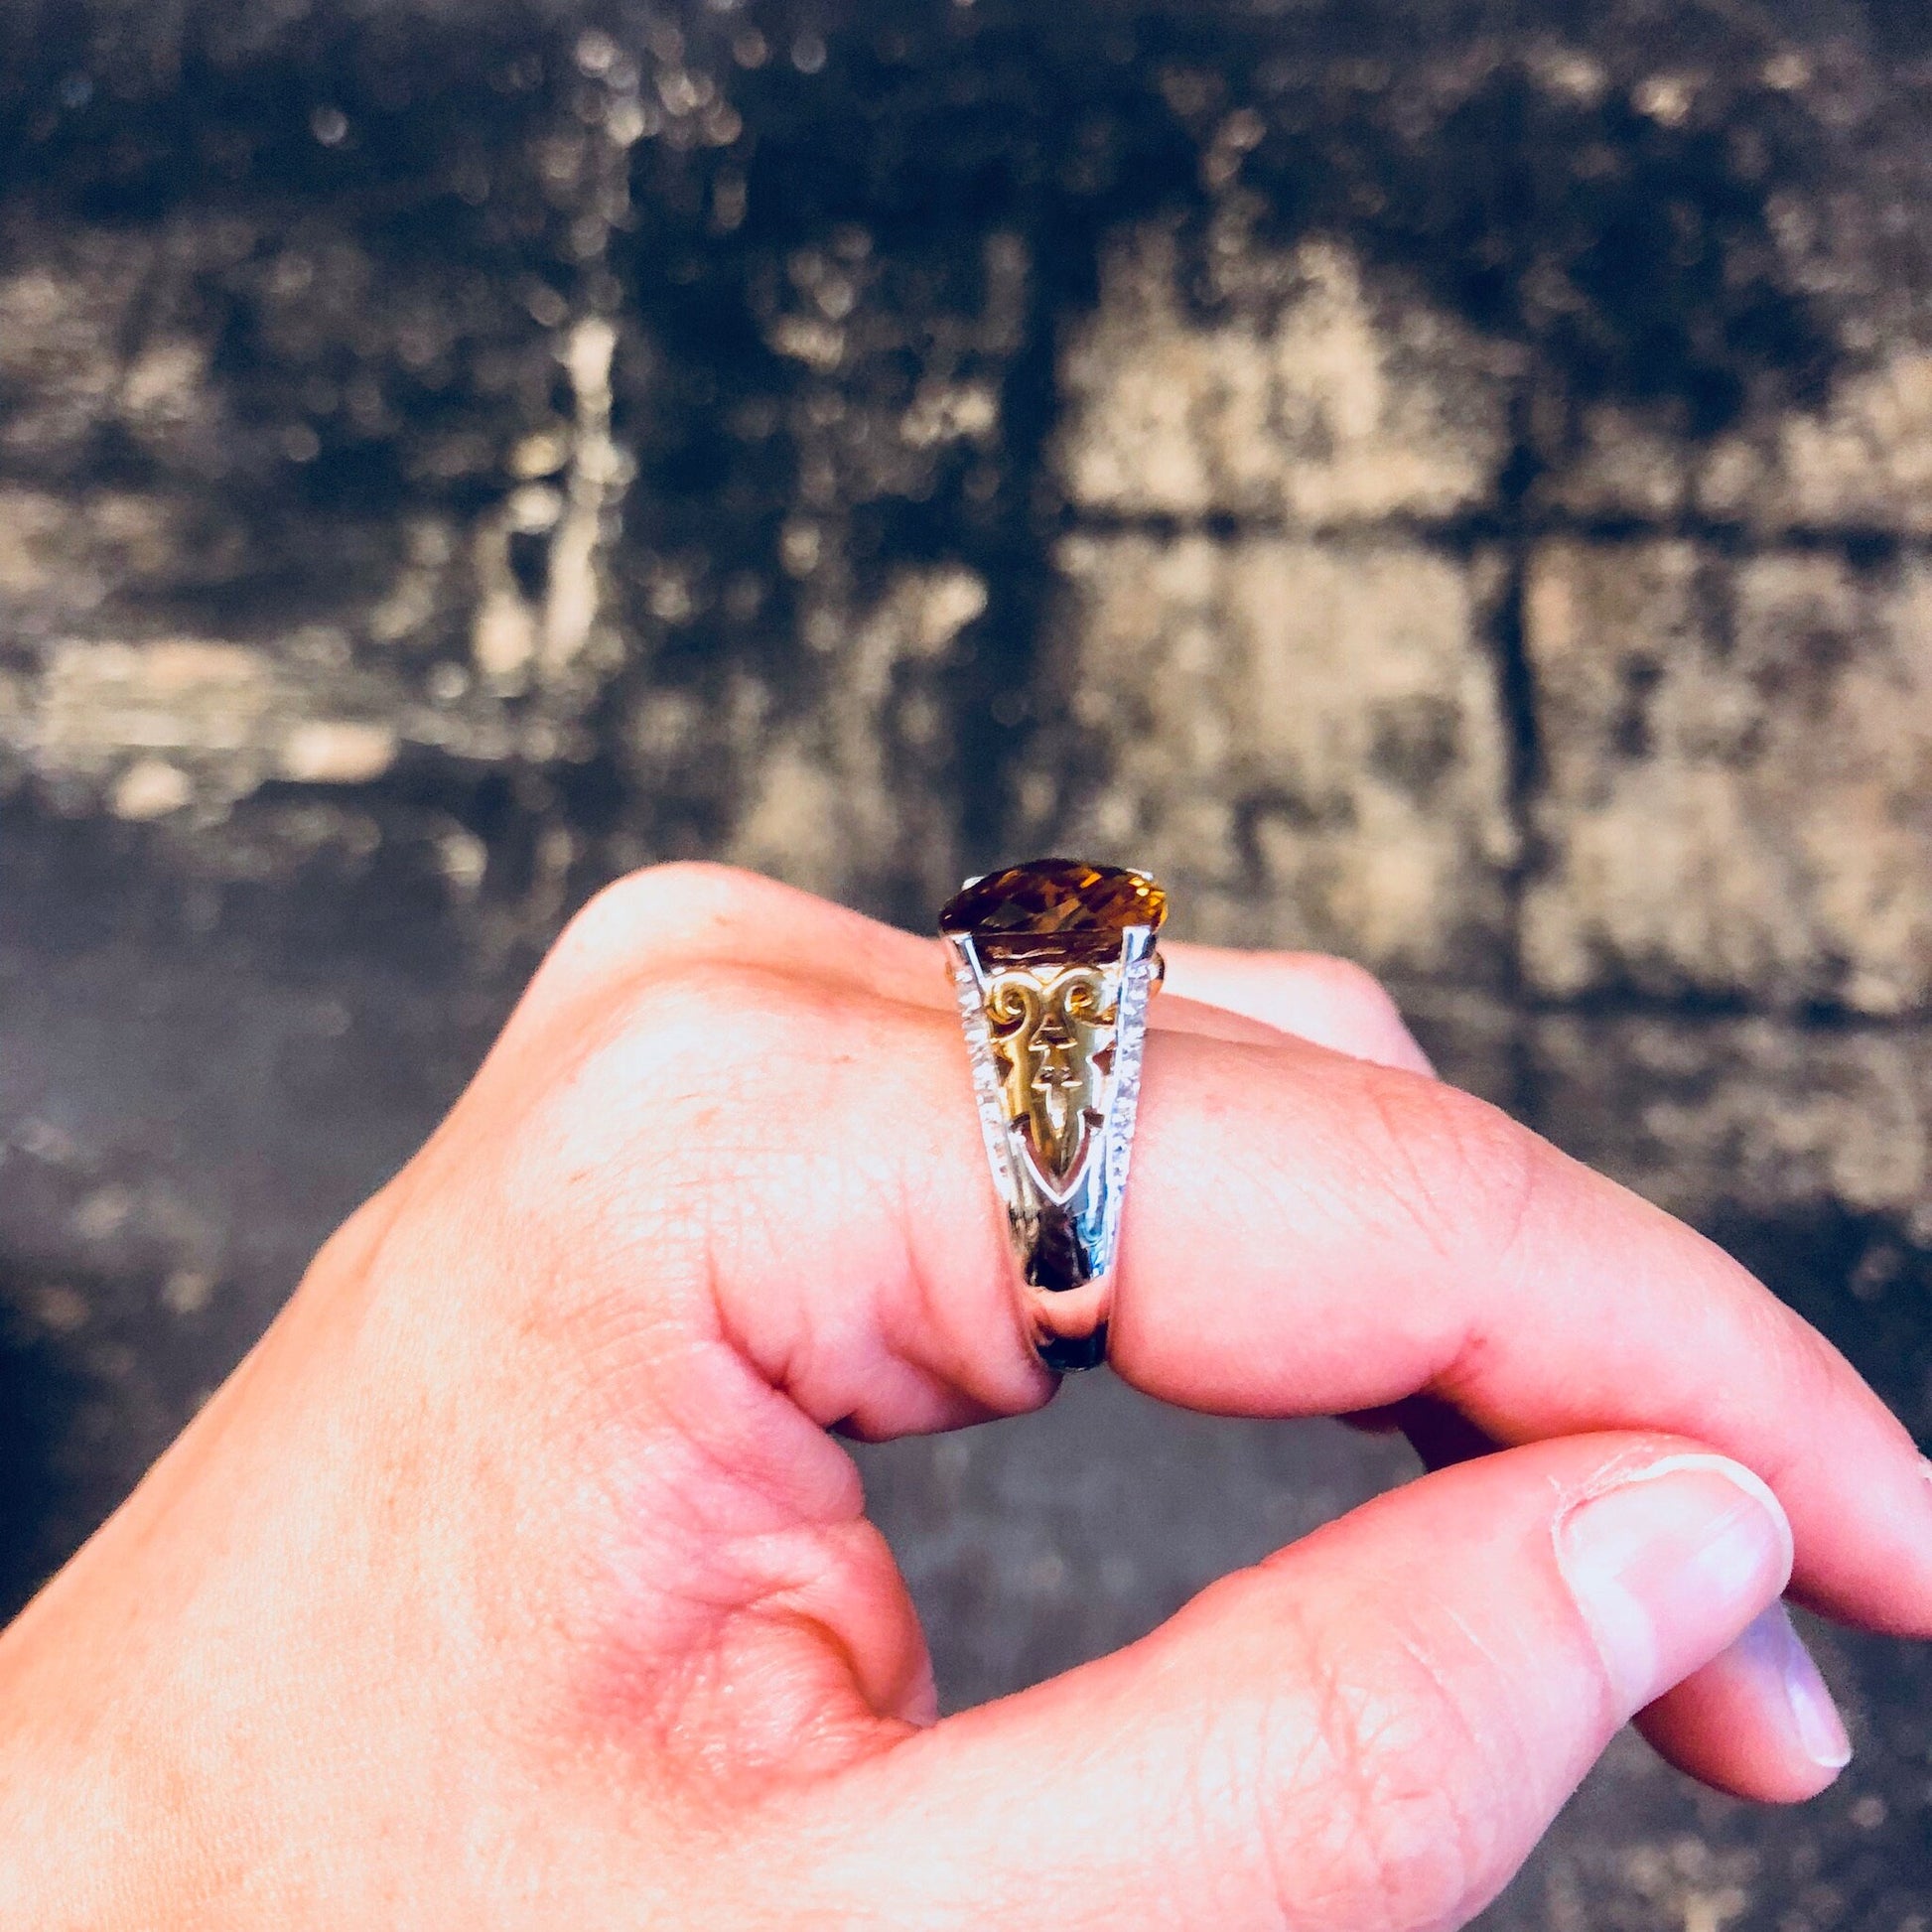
left=1758, top=1293, right=1858, bottom=1474
left=496, top=957, right=836, bottom=1235
left=627, top=952, right=815, bottom=1049
left=601, top=957, right=832, bottom=1115
left=553, top=861, right=776, bottom=977
left=1351, top=1072, right=1543, bottom=1264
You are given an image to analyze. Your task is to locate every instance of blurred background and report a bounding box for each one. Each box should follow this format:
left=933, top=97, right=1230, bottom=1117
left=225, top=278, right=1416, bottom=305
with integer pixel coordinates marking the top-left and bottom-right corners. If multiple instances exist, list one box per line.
left=3, top=0, right=1932, bottom=1922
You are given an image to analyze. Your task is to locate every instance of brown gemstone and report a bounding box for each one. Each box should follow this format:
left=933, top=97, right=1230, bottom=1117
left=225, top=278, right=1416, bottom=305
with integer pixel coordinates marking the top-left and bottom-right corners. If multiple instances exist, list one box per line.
left=940, top=860, right=1167, bottom=960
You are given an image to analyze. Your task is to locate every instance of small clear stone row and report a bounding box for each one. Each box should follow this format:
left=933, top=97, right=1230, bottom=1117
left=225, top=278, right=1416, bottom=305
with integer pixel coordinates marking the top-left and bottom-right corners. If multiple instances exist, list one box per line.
left=1098, top=952, right=1158, bottom=1269
left=950, top=947, right=1028, bottom=1229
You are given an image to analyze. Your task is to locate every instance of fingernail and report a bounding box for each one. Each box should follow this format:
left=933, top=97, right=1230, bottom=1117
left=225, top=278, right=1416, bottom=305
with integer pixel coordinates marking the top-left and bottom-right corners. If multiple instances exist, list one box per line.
left=1735, top=1603, right=1853, bottom=1771
left=1557, top=1452, right=1794, bottom=1714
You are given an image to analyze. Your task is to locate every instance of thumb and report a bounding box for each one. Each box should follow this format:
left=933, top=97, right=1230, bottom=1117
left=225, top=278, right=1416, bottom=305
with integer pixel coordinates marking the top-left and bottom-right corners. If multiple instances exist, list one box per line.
left=789, top=1435, right=1801, bottom=1932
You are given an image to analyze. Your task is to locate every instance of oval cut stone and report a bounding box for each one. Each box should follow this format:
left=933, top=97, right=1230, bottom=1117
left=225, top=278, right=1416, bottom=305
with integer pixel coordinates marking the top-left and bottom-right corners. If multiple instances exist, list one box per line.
left=940, top=860, right=1167, bottom=944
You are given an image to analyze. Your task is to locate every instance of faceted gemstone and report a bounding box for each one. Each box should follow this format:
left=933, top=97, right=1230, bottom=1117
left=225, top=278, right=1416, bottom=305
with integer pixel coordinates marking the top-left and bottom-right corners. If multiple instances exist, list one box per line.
left=939, top=859, right=1168, bottom=942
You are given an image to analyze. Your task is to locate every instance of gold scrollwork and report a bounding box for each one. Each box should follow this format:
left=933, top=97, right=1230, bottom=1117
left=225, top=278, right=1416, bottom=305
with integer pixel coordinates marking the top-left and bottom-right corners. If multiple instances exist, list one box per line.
left=985, top=964, right=1117, bottom=1187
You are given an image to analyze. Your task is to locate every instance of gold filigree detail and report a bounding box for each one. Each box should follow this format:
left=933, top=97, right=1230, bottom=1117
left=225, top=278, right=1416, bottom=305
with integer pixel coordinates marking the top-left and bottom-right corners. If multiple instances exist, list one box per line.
left=985, top=964, right=1117, bottom=1189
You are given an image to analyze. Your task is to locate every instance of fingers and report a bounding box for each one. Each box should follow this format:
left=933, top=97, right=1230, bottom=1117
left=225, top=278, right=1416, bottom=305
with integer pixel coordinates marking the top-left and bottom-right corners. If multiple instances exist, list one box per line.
left=1102, top=1026, right=1932, bottom=1635
left=1162, top=941, right=1437, bottom=1075
left=493, top=866, right=1932, bottom=1641
left=1633, top=1602, right=1853, bottom=1801
left=531, top=864, right=1428, bottom=1068
left=788, top=1436, right=1809, bottom=1931
left=524, top=862, right=948, bottom=1016
left=1335, top=1396, right=1855, bottom=1797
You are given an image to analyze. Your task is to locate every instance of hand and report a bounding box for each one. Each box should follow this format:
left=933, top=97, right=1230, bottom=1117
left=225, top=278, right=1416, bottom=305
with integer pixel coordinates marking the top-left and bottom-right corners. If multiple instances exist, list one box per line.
left=3, top=865, right=1926, bottom=1929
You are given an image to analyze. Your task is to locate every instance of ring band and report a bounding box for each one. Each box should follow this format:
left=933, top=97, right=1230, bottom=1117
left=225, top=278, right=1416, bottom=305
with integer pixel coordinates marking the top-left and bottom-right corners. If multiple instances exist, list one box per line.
left=939, top=860, right=1168, bottom=1372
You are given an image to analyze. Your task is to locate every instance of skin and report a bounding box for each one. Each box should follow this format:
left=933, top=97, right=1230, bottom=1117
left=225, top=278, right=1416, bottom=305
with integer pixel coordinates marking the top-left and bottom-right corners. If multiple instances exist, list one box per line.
left=0, top=861, right=1924, bottom=1929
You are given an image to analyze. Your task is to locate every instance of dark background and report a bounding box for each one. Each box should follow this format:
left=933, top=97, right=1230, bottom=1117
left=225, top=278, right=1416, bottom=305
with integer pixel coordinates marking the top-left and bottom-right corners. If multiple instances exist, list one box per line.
left=5, top=2, right=1932, bottom=1923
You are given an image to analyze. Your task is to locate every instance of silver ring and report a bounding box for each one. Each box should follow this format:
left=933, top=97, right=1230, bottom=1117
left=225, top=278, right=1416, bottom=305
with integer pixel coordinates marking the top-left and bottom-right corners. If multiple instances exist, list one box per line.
left=939, top=860, right=1168, bottom=1372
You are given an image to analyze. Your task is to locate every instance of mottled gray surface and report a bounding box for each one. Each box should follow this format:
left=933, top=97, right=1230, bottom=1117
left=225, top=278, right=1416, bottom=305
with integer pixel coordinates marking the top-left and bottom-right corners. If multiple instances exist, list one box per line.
left=5, top=2, right=1932, bottom=1925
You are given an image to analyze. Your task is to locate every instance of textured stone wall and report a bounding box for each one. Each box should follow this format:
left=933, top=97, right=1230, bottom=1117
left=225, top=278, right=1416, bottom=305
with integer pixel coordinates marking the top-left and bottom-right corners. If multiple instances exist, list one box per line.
left=5, top=4, right=1932, bottom=1925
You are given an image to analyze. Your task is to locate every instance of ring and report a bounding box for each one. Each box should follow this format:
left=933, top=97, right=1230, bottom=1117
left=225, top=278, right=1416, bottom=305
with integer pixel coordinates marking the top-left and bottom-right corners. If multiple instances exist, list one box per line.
left=938, top=859, right=1168, bottom=1372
